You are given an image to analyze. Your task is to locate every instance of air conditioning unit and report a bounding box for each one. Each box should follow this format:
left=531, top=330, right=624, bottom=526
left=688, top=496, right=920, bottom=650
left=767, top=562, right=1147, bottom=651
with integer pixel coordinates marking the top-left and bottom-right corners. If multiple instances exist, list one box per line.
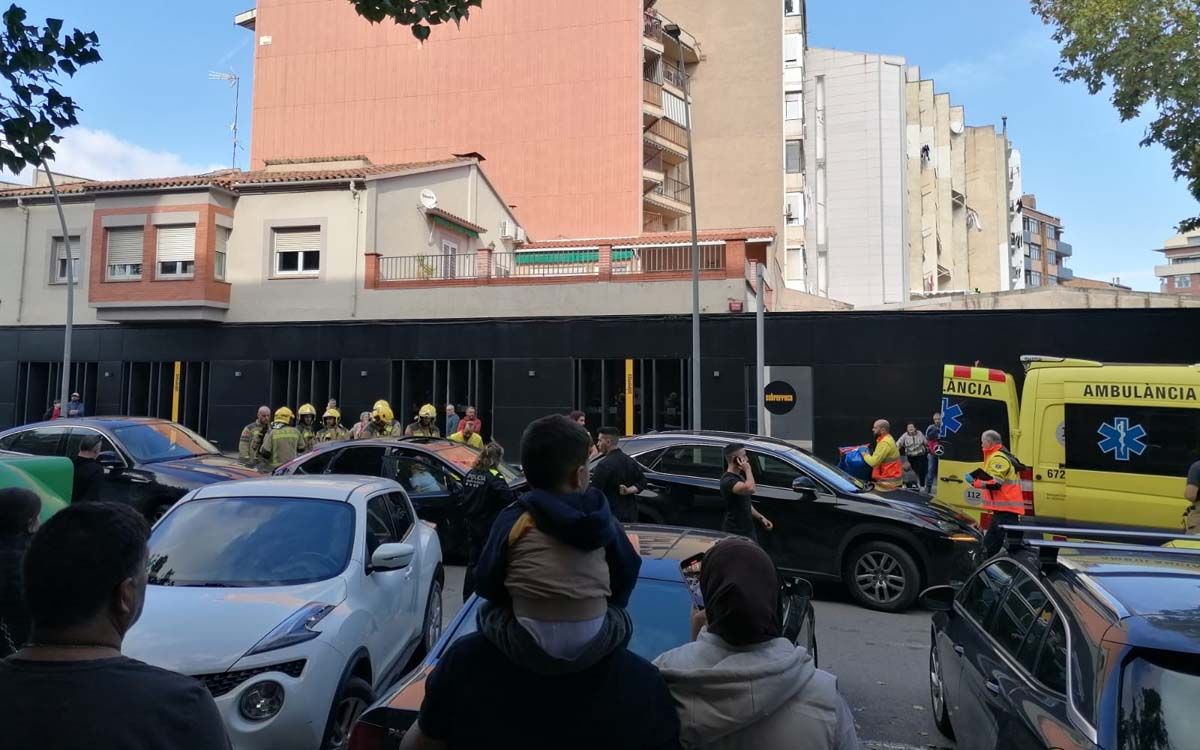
left=515, top=226, right=527, bottom=243
left=499, top=220, right=515, bottom=239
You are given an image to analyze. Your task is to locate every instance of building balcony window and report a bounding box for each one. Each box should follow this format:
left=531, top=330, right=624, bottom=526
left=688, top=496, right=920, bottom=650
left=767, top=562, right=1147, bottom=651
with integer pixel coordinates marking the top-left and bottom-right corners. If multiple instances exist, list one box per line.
left=646, top=118, right=688, bottom=152
left=643, top=11, right=663, bottom=44
left=662, top=60, right=687, bottom=90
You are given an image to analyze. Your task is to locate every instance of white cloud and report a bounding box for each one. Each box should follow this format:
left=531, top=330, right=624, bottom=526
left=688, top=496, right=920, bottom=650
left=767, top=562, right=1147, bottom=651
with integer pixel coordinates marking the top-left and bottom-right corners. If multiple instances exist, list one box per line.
left=5, top=127, right=225, bottom=184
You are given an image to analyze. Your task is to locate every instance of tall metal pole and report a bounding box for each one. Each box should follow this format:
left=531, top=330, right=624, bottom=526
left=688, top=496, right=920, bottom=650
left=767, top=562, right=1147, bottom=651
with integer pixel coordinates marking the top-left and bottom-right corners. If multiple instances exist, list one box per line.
left=668, top=26, right=702, bottom=431
left=231, top=74, right=241, bottom=170
left=756, top=262, right=765, bottom=435
left=44, top=165, right=74, bottom=409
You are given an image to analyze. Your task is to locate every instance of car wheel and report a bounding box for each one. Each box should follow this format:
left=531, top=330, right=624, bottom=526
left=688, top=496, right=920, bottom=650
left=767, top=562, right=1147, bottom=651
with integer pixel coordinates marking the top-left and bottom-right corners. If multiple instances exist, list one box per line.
left=421, top=578, right=444, bottom=655
left=321, top=675, right=373, bottom=750
left=844, top=540, right=920, bottom=612
left=930, top=637, right=955, bottom=739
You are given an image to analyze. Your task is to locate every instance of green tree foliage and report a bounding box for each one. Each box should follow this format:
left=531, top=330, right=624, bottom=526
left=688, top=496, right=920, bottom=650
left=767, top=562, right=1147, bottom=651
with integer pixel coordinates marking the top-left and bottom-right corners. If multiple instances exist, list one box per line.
left=348, top=0, right=483, bottom=41
left=1031, top=0, right=1200, bottom=232
left=0, top=4, right=100, bottom=174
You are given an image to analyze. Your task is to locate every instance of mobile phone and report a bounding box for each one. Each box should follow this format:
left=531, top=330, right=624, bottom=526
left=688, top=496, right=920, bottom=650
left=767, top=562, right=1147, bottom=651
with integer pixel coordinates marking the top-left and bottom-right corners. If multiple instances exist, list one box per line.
left=680, top=551, right=705, bottom=610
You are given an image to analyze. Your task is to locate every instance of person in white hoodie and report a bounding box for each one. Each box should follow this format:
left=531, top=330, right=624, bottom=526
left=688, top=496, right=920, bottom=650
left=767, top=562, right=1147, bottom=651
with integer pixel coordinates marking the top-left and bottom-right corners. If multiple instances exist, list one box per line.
left=654, top=538, right=860, bottom=749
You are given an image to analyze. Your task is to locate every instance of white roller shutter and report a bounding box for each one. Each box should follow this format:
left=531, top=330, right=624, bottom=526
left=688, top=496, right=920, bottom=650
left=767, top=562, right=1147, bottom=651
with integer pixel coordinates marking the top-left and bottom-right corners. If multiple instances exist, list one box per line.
left=106, top=228, right=144, bottom=265
left=663, top=91, right=687, bottom=127
left=273, top=227, right=320, bottom=253
left=156, top=225, right=195, bottom=262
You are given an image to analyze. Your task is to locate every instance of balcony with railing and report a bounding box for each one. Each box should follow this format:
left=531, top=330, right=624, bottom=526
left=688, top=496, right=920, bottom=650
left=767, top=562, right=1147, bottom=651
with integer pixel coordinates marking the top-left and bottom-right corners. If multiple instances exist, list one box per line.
left=377, top=252, right=479, bottom=282
left=643, top=11, right=664, bottom=48
left=645, top=118, right=689, bottom=162
left=644, top=177, right=691, bottom=216
left=662, top=60, right=687, bottom=90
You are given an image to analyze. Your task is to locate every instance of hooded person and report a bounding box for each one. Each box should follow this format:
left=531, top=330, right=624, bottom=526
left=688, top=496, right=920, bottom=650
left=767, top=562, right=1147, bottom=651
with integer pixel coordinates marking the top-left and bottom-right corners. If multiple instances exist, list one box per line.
left=653, top=539, right=860, bottom=750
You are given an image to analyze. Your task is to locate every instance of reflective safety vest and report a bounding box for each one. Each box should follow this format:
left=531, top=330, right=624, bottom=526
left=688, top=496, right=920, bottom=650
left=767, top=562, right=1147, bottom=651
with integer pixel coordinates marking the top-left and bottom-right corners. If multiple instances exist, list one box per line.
left=406, top=421, right=440, bottom=438
left=260, top=424, right=302, bottom=468
left=864, top=434, right=903, bottom=482
left=363, top=420, right=401, bottom=439
left=238, top=420, right=268, bottom=466
left=316, top=425, right=350, bottom=444
left=975, top=444, right=1025, bottom=515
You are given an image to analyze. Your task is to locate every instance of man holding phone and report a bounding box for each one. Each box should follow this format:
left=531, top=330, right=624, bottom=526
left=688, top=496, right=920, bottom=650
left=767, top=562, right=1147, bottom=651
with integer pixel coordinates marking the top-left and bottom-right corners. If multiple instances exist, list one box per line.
left=720, top=444, right=773, bottom=543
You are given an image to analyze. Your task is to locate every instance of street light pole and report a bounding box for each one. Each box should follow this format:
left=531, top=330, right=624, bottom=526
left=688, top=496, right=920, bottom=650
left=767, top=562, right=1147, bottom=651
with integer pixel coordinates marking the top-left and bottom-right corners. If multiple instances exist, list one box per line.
left=43, top=165, right=74, bottom=409
left=664, top=24, right=702, bottom=431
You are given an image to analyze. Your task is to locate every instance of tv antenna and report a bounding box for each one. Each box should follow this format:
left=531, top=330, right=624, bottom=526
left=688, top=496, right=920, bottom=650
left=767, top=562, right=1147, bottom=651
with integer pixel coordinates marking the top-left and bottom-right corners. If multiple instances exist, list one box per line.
left=208, top=71, right=241, bottom=170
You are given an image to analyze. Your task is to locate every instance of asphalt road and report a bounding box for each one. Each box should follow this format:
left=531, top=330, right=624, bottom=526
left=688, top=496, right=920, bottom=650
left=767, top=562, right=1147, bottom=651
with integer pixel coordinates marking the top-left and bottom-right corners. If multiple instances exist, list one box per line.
left=440, top=568, right=955, bottom=750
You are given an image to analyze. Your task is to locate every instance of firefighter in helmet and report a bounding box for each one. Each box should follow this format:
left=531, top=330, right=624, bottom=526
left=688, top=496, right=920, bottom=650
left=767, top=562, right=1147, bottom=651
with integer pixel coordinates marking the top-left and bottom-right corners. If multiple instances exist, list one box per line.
left=405, top=403, right=441, bottom=438
left=363, top=401, right=401, bottom=438
left=259, top=406, right=302, bottom=469
left=316, top=407, right=350, bottom=444
left=296, top=403, right=319, bottom=453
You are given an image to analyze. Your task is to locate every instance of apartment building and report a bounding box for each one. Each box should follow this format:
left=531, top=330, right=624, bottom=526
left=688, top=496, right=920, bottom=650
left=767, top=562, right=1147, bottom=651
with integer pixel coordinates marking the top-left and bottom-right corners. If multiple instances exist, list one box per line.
left=1019, top=193, right=1073, bottom=288
left=1153, top=231, right=1200, bottom=296
left=0, top=157, right=774, bottom=326
left=803, top=48, right=909, bottom=306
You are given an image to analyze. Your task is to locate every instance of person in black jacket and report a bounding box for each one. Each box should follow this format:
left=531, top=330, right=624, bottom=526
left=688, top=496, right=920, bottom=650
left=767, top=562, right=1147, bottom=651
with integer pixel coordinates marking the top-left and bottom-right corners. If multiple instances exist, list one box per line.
left=72, top=435, right=106, bottom=505
left=590, top=426, right=647, bottom=523
left=0, top=488, right=41, bottom=657
left=461, top=442, right=516, bottom=601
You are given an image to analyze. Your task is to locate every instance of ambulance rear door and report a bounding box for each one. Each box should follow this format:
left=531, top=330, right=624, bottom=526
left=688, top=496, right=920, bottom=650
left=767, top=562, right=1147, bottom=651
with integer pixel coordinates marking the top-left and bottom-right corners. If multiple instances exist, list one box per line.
left=934, top=365, right=1021, bottom=521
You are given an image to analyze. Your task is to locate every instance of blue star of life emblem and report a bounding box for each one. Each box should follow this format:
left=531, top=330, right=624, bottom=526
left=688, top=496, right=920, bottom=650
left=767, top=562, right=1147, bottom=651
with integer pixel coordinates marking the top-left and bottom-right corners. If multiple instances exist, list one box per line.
left=939, top=398, right=963, bottom=438
left=1096, top=417, right=1147, bottom=462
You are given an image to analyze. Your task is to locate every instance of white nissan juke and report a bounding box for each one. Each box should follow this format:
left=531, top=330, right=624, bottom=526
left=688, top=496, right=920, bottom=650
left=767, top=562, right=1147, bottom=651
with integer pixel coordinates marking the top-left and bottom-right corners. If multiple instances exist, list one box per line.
left=125, top=476, right=443, bottom=750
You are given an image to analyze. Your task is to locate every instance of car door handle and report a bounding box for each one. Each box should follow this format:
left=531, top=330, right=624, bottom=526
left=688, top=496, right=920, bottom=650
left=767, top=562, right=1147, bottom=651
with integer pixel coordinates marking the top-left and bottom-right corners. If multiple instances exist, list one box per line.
left=646, top=482, right=667, bottom=492
left=985, top=681, right=1001, bottom=695
left=941, top=476, right=963, bottom=484
left=953, top=645, right=965, bottom=656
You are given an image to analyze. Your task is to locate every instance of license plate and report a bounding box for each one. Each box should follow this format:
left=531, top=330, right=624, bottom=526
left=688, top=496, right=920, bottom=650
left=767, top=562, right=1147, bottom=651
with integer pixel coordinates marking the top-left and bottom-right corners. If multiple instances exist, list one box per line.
left=964, top=488, right=984, bottom=506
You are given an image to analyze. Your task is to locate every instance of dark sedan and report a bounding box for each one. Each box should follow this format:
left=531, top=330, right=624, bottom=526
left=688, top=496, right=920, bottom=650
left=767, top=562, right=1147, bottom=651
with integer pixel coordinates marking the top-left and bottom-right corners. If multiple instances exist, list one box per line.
left=274, top=436, right=526, bottom=562
left=0, top=417, right=258, bottom=520
left=612, top=431, right=983, bottom=611
left=347, top=525, right=818, bottom=750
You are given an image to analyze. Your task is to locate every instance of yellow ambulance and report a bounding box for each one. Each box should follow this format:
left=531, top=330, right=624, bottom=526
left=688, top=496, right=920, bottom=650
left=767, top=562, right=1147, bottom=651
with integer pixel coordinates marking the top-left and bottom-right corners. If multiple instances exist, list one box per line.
left=933, top=356, right=1200, bottom=532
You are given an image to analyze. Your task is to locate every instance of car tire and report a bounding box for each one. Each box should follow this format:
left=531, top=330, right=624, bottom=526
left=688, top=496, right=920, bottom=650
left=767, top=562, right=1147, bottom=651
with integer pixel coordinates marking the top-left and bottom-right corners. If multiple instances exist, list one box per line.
left=321, top=675, right=373, bottom=750
left=930, top=638, right=955, bottom=740
left=843, top=540, right=920, bottom=612
left=419, top=578, right=444, bottom=657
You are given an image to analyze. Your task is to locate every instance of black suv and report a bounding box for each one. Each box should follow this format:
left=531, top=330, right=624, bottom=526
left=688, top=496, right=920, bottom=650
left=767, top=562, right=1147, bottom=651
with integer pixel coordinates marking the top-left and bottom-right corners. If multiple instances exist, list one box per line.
left=611, top=431, right=982, bottom=611
left=923, top=527, right=1200, bottom=750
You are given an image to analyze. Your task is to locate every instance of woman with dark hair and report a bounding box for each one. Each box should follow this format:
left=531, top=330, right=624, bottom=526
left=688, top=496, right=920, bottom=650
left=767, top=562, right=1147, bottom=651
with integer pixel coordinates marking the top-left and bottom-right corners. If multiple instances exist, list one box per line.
left=0, top=488, right=42, bottom=656
left=460, top=442, right=516, bottom=601
left=653, top=539, right=860, bottom=749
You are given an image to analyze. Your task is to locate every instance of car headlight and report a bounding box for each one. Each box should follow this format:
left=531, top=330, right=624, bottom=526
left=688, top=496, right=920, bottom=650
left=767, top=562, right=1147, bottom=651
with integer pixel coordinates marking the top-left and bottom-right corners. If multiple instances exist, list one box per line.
left=239, top=680, right=285, bottom=721
left=246, top=602, right=335, bottom=656
left=934, top=519, right=979, bottom=540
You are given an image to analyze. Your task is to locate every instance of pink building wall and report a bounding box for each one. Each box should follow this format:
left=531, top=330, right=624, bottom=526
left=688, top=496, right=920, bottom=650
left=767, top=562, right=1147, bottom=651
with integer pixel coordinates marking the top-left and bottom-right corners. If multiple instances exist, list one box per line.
left=249, top=0, right=645, bottom=239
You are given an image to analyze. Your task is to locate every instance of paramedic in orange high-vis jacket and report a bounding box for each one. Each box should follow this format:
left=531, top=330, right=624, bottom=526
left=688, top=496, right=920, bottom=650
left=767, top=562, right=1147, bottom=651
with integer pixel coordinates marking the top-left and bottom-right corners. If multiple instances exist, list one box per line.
left=974, top=429, right=1024, bottom=558
left=861, top=419, right=903, bottom=491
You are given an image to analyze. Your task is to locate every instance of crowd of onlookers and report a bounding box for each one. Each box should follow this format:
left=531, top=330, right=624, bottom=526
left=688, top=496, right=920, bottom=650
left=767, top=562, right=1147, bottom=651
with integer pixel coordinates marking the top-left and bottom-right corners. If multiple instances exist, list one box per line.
left=0, top=413, right=860, bottom=749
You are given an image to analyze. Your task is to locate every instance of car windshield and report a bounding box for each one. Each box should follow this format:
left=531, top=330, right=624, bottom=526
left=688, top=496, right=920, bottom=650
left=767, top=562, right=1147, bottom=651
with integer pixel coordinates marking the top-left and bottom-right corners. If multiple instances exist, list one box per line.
left=112, top=422, right=219, bottom=464
left=790, top=447, right=870, bottom=493
left=148, top=497, right=355, bottom=587
left=425, top=443, right=522, bottom=482
left=445, top=579, right=693, bottom=662
left=1118, top=652, right=1200, bottom=748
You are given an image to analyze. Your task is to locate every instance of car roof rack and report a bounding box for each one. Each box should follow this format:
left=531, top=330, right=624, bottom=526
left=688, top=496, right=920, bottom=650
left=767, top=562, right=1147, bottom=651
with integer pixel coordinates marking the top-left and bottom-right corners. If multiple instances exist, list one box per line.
left=1000, top=525, right=1200, bottom=568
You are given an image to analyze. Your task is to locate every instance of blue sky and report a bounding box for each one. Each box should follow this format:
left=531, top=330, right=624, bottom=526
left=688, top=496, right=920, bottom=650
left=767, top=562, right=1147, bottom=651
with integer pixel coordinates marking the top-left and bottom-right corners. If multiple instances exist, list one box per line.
left=12, top=0, right=1197, bottom=290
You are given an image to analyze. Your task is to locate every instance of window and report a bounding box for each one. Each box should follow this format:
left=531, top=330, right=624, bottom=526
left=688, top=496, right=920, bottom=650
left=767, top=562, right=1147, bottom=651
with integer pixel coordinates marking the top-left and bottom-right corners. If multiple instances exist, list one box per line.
left=273, top=226, right=321, bottom=276
left=1118, top=653, right=1200, bottom=749
left=1028, top=270, right=1043, bottom=287
left=784, top=33, right=802, bottom=68
left=749, top=452, right=802, bottom=489
left=784, top=0, right=801, bottom=15
left=1046, top=250, right=1057, bottom=266
left=392, top=456, right=447, bottom=496
left=663, top=91, right=687, bottom=127
left=957, top=561, right=1014, bottom=625
left=215, top=226, right=230, bottom=281
left=1017, top=605, right=1055, bottom=673
left=63, top=429, right=119, bottom=463
left=106, top=227, right=144, bottom=280
left=156, top=224, right=195, bottom=278
left=1024, top=217, right=1039, bottom=234
left=784, top=90, right=802, bottom=121
left=1064, top=403, right=1200, bottom=478
left=786, top=247, right=806, bottom=282
left=1029, top=244, right=1042, bottom=261
left=655, top=445, right=724, bottom=480
left=366, top=495, right=399, bottom=557
left=1170, top=254, right=1200, bottom=265
left=295, top=449, right=335, bottom=475
left=936, top=396, right=1011, bottom=463
left=7, top=426, right=70, bottom=456
left=785, top=191, right=805, bottom=226
left=786, top=139, right=803, bottom=174
left=1177, top=275, right=1193, bottom=289
left=386, top=492, right=414, bottom=537
left=51, top=235, right=82, bottom=284
left=327, top=446, right=386, bottom=477
left=988, top=571, right=1049, bottom=659
left=1035, top=615, right=1067, bottom=694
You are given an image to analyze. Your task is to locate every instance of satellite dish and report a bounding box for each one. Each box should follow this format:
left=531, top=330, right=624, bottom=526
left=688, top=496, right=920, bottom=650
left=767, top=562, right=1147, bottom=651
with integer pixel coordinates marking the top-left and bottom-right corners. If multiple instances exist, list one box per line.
left=949, top=120, right=965, bottom=135
left=419, top=189, right=438, bottom=209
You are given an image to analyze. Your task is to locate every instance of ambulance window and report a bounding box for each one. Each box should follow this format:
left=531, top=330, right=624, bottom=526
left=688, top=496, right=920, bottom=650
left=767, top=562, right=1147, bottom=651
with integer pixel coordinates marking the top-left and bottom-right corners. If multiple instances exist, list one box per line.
left=936, top=397, right=1010, bottom=463
left=1064, top=404, right=1200, bottom=477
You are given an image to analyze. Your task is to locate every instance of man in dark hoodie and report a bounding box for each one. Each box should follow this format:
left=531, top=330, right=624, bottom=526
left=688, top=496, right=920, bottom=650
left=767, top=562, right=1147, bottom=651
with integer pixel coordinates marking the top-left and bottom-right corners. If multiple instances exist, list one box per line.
left=400, top=414, right=679, bottom=750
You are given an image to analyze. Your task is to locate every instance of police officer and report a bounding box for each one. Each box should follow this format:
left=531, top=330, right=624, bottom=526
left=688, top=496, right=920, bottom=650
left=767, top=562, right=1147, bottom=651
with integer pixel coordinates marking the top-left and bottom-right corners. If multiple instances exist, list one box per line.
left=362, top=401, right=402, bottom=439
left=259, top=407, right=302, bottom=469
left=461, top=442, right=515, bottom=601
left=316, top=407, right=350, bottom=444
left=296, top=403, right=319, bottom=453
left=238, top=405, right=271, bottom=470
left=974, top=429, right=1025, bottom=557
left=405, top=403, right=441, bottom=437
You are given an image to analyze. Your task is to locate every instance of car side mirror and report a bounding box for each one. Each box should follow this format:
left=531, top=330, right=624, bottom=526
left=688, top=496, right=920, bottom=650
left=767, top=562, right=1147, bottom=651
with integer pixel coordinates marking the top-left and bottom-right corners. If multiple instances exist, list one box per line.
left=919, top=585, right=956, bottom=612
left=791, top=476, right=818, bottom=496
left=370, top=542, right=415, bottom=572
left=208, top=439, right=221, bottom=448
left=97, top=451, right=123, bottom=469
